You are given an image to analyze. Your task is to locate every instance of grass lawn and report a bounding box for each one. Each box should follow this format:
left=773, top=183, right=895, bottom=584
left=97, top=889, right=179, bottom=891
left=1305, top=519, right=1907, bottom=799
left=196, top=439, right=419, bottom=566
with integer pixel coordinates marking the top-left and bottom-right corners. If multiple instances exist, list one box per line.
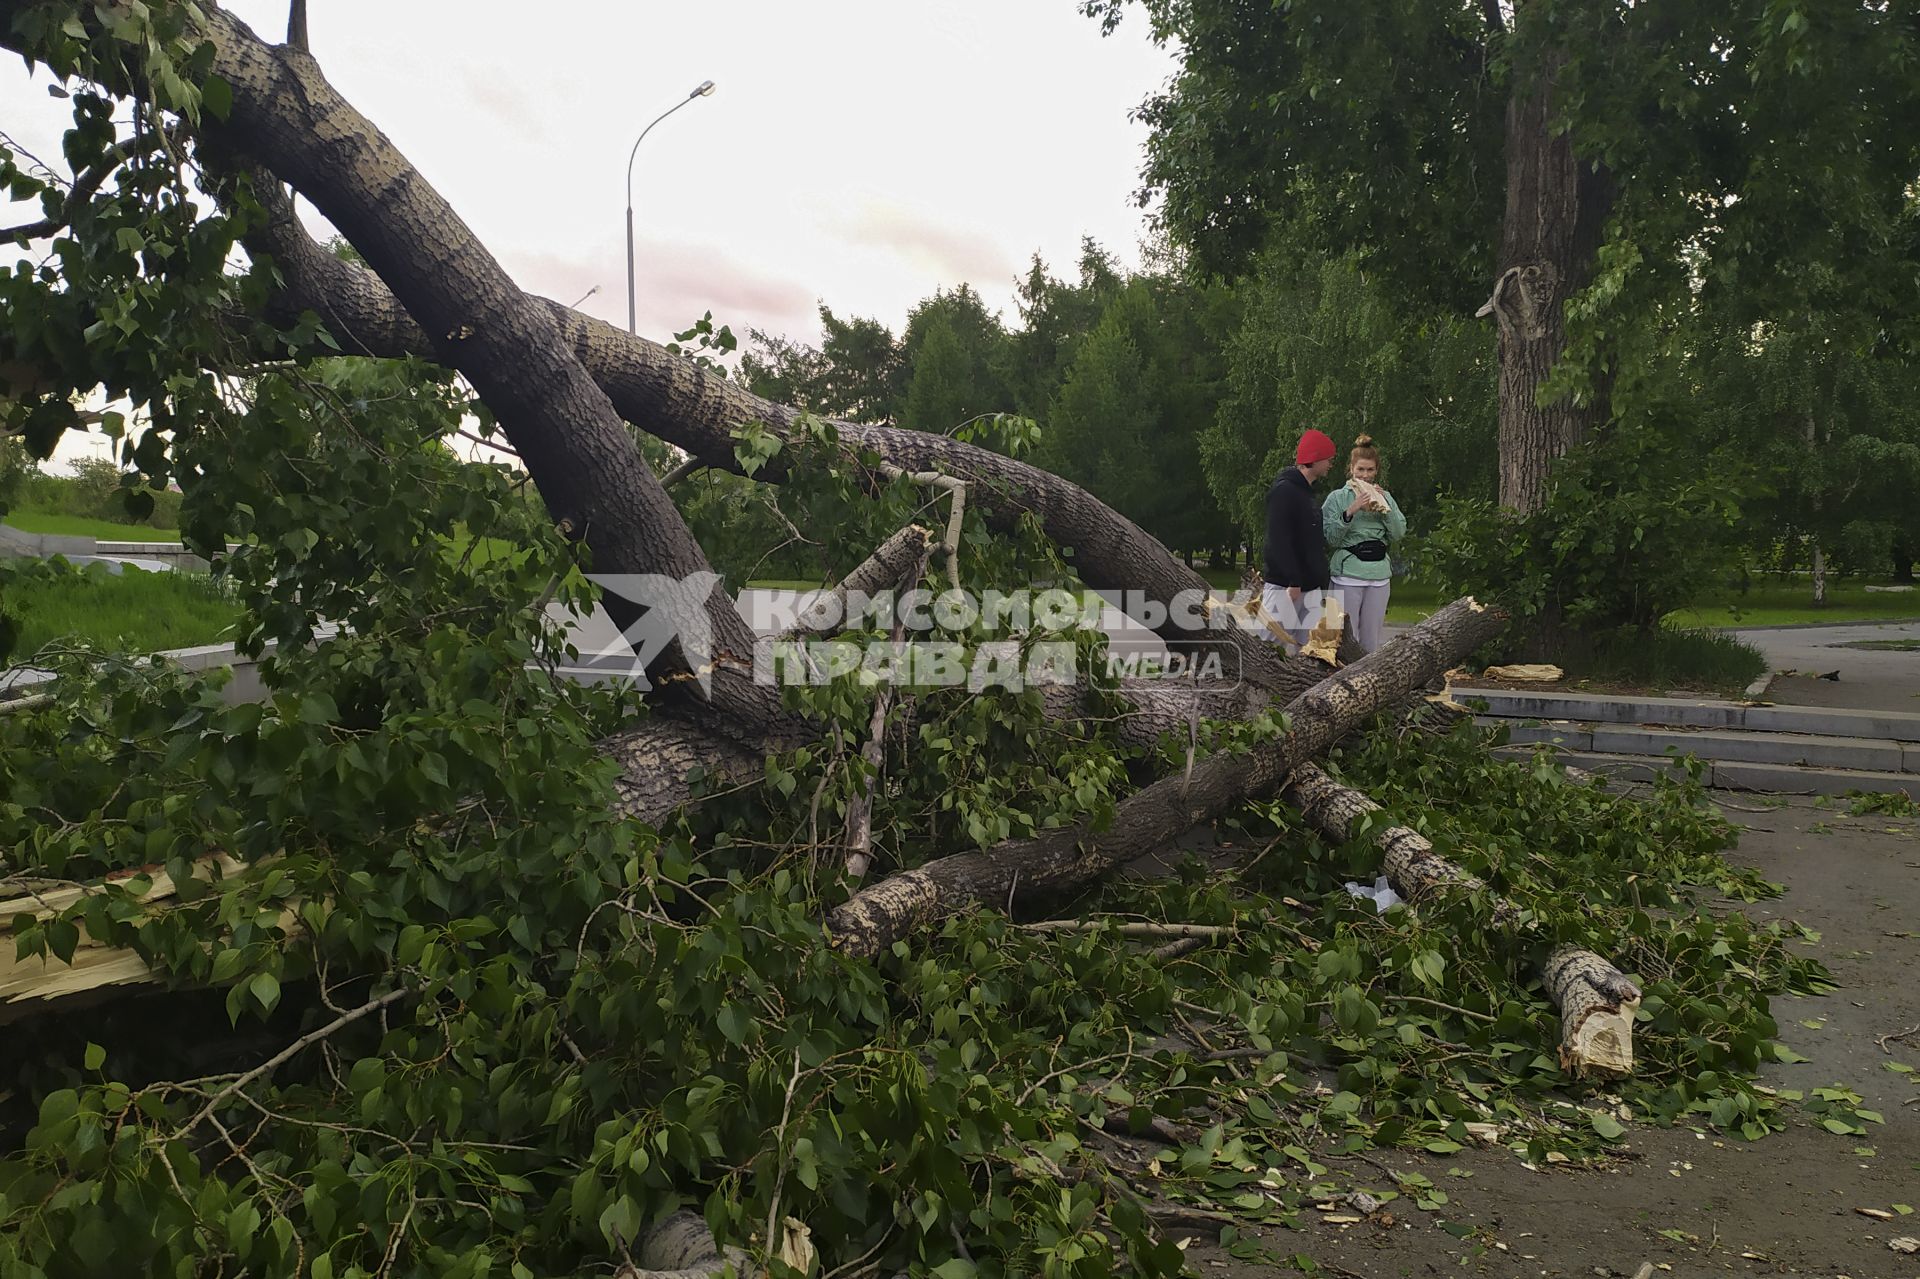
left=8, top=565, right=241, bottom=658
left=1667, top=580, right=1920, bottom=628
left=4, top=512, right=184, bottom=541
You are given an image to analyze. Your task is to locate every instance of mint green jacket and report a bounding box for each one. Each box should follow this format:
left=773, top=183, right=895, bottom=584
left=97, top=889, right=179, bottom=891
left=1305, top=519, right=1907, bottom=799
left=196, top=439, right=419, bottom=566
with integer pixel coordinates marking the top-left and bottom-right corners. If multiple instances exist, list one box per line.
left=1321, top=483, right=1406, bottom=582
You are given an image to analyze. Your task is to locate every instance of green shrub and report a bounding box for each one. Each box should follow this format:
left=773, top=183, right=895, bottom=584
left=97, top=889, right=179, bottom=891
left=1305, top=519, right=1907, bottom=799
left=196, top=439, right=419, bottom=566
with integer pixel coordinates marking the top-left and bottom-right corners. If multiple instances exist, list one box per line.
left=0, top=432, right=31, bottom=512
left=1569, top=625, right=1767, bottom=694
left=1427, top=420, right=1752, bottom=649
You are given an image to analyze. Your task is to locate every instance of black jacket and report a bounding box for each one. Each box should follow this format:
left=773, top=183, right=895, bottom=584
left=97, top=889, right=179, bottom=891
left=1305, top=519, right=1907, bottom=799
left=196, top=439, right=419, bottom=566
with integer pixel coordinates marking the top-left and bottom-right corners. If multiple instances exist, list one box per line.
left=1263, top=467, right=1330, bottom=590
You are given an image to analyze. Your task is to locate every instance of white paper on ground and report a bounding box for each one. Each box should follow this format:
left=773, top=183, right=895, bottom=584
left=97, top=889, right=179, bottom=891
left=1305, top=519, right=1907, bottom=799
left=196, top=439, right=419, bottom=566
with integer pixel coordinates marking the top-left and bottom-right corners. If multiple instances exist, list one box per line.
left=1342, top=876, right=1404, bottom=914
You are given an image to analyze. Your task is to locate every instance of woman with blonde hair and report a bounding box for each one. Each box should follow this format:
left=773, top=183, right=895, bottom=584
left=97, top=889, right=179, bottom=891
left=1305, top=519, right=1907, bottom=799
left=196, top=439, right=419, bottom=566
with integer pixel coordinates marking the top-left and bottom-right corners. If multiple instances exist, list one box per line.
left=1321, top=434, right=1406, bottom=653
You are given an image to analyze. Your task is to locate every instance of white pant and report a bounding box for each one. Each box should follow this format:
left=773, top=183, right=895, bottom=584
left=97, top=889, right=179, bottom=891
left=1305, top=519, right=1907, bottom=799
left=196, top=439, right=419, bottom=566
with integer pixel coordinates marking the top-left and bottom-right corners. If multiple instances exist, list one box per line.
left=1260, top=583, right=1325, bottom=649
left=1334, top=577, right=1391, bottom=653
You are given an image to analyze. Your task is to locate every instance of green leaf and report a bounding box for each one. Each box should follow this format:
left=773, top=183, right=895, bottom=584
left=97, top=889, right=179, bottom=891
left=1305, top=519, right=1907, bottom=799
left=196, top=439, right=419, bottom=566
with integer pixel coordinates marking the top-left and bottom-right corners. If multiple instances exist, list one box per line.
left=599, top=1195, right=642, bottom=1249
left=1589, top=1112, right=1626, bottom=1142
left=715, top=1002, right=751, bottom=1046
left=211, top=948, right=248, bottom=983
left=83, top=1042, right=105, bottom=1071
left=298, top=692, right=339, bottom=725
left=202, top=74, right=233, bottom=120
left=250, top=971, right=281, bottom=1014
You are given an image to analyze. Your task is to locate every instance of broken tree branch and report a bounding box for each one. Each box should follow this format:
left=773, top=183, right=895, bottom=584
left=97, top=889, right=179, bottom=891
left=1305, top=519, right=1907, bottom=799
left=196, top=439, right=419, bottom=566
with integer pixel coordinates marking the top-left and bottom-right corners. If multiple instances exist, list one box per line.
left=179, top=986, right=410, bottom=1138
left=824, top=598, right=1506, bottom=959
left=843, top=541, right=932, bottom=879
left=1020, top=921, right=1235, bottom=940
left=878, top=462, right=967, bottom=591
left=1282, top=761, right=1641, bottom=1077
left=614, top=1211, right=750, bottom=1279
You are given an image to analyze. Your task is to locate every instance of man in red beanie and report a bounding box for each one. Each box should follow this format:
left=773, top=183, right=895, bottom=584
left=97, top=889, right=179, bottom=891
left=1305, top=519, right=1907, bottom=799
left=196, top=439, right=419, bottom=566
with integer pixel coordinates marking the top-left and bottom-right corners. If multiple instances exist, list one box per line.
left=1261, top=428, right=1336, bottom=648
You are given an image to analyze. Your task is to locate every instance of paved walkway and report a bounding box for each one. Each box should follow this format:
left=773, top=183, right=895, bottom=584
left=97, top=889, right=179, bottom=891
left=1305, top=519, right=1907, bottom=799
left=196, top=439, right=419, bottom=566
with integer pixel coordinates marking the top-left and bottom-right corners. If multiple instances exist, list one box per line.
left=1735, top=620, right=1920, bottom=711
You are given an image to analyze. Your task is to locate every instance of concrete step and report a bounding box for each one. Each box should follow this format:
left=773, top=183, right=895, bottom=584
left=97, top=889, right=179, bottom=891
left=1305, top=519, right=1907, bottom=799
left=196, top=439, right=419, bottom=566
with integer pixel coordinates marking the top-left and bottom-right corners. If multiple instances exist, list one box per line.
left=1496, top=745, right=1919, bottom=797
left=1459, top=686, right=1920, bottom=743
left=1490, top=721, right=1916, bottom=774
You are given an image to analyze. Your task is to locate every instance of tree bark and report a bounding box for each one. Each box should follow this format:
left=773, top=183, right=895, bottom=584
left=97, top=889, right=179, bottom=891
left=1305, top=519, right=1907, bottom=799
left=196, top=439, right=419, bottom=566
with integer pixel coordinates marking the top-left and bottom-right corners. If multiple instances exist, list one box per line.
left=1804, top=409, right=1829, bottom=606
left=1487, top=42, right=1616, bottom=514
left=1283, top=761, right=1641, bottom=1077
left=616, top=1211, right=747, bottom=1279
left=824, top=598, right=1506, bottom=959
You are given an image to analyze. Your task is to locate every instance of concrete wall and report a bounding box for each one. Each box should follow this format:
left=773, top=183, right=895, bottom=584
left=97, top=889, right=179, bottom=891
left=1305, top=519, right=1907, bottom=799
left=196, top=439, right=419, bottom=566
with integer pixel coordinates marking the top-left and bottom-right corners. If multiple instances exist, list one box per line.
left=0, top=629, right=343, bottom=708
left=0, top=523, right=218, bottom=572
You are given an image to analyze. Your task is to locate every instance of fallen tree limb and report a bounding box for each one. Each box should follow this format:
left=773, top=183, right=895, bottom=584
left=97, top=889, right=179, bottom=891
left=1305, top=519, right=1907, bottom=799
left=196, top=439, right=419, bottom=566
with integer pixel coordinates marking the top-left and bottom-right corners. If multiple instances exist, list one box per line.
left=824, top=598, right=1506, bottom=959
left=843, top=541, right=932, bottom=879
left=1281, top=761, right=1641, bottom=1077
left=238, top=179, right=1292, bottom=694
left=0, top=854, right=254, bottom=1024
left=780, top=524, right=933, bottom=640
left=878, top=463, right=966, bottom=591
left=179, top=986, right=410, bottom=1139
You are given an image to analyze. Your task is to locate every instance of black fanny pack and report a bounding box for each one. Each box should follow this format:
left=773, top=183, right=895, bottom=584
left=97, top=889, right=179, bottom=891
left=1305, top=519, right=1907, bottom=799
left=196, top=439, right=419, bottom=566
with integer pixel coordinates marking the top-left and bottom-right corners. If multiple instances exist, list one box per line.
left=1347, top=539, right=1389, bottom=563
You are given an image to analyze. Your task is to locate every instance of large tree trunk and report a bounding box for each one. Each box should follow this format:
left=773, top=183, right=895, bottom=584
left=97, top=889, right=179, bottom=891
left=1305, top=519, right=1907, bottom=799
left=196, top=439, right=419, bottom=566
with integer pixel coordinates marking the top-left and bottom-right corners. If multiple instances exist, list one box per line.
left=1487, top=43, right=1616, bottom=515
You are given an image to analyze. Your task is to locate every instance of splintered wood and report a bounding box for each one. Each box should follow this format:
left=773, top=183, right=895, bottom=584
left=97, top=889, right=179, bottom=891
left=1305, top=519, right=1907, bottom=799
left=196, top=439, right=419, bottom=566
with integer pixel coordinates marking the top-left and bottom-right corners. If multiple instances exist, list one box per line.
left=0, top=854, right=249, bottom=1024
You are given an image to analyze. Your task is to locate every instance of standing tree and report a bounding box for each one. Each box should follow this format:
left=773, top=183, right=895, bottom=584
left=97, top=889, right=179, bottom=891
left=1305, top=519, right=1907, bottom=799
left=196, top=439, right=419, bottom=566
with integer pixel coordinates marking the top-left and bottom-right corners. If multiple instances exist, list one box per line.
left=898, top=285, right=1014, bottom=433
left=1206, top=242, right=1498, bottom=545
left=1004, top=239, right=1127, bottom=419
left=741, top=306, right=906, bottom=425
left=1085, top=0, right=1920, bottom=514
left=1697, top=310, right=1920, bottom=604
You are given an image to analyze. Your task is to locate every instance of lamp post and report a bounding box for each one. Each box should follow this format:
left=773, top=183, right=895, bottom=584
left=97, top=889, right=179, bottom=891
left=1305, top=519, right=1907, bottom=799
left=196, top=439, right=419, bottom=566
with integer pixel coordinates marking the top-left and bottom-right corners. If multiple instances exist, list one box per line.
left=626, top=79, right=716, bottom=335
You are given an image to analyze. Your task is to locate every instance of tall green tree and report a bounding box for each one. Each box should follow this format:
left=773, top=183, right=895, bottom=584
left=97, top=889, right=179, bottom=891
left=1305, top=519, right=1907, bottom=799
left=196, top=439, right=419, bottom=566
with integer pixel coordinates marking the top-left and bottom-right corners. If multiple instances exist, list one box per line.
left=1697, top=311, right=1920, bottom=603
left=1087, top=0, right=1920, bottom=514
left=1207, top=245, right=1498, bottom=543
left=1042, top=277, right=1238, bottom=559
left=740, top=305, right=904, bottom=424
left=899, top=286, right=1013, bottom=433
left=1005, top=239, right=1127, bottom=419
left=816, top=306, right=905, bottom=424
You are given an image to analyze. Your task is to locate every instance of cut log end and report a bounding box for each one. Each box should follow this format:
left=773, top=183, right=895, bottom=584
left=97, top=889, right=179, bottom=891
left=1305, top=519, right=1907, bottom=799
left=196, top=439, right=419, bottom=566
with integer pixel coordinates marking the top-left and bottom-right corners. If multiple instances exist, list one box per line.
left=1545, top=946, right=1643, bottom=1078
left=1560, top=996, right=1640, bottom=1078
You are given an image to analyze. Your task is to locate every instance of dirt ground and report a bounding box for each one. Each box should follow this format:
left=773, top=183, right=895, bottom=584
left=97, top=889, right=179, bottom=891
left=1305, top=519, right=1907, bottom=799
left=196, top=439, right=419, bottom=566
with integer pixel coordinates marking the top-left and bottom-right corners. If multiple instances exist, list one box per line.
left=1189, top=794, right=1920, bottom=1279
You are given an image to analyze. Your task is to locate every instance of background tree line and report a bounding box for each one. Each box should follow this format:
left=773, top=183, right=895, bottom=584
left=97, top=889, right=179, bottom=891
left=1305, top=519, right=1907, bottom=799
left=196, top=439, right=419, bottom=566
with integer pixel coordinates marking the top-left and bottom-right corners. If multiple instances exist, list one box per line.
left=686, top=221, right=1920, bottom=622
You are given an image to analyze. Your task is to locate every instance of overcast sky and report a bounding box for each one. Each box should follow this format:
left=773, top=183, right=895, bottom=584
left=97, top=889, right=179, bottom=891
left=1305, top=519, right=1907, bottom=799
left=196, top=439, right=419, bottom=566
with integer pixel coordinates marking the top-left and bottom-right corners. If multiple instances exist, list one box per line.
left=5, top=0, right=1178, bottom=346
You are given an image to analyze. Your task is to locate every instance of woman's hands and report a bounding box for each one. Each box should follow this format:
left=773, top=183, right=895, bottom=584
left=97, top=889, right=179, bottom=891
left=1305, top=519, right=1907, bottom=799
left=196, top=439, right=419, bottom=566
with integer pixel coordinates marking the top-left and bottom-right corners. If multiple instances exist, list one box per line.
left=1349, top=478, right=1390, bottom=514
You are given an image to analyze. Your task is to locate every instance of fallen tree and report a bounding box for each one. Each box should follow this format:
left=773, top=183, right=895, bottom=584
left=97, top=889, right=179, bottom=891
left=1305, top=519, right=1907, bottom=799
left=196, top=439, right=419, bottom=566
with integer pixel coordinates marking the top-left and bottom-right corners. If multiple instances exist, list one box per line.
left=0, top=6, right=1834, bottom=1278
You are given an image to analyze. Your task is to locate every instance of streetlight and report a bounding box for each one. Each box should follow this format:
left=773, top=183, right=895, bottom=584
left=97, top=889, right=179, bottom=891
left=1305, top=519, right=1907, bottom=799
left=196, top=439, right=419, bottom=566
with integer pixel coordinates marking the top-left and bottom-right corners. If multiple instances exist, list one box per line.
left=626, top=79, right=716, bottom=336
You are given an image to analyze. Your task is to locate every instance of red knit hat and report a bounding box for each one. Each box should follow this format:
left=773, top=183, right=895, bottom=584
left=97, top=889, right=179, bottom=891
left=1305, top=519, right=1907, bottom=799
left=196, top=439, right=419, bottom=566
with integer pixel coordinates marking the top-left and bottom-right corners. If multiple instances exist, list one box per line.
left=1295, top=429, right=1336, bottom=465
